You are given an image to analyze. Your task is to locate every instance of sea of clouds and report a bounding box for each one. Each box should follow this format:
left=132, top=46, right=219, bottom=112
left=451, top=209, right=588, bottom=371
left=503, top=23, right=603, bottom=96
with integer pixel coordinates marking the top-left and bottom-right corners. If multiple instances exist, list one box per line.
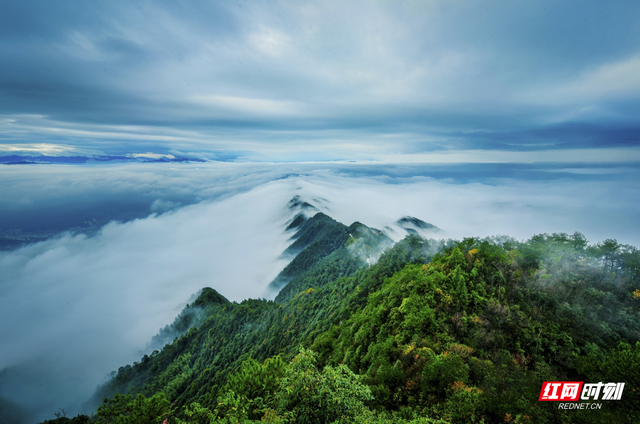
left=1, top=161, right=639, bottom=421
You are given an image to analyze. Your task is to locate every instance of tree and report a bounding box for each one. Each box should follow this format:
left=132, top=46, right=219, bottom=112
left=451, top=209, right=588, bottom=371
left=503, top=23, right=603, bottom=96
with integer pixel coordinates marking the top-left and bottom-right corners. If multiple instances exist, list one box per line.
left=277, top=348, right=373, bottom=424
left=595, top=239, right=621, bottom=272
left=96, top=393, right=171, bottom=424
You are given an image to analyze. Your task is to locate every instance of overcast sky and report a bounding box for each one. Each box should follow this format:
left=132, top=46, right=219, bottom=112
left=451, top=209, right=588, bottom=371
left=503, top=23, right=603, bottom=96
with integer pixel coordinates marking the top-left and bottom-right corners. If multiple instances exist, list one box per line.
left=1, top=0, right=639, bottom=162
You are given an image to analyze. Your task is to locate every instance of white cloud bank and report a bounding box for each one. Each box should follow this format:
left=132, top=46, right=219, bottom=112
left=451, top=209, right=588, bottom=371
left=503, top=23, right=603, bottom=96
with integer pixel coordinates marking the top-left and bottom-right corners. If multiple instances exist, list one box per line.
left=0, top=171, right=297, bottom=419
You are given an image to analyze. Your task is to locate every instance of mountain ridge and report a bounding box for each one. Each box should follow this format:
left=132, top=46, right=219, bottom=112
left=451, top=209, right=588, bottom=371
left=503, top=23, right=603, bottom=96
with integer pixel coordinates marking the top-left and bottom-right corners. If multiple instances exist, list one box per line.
left=31, top=207, right=640, bottom=424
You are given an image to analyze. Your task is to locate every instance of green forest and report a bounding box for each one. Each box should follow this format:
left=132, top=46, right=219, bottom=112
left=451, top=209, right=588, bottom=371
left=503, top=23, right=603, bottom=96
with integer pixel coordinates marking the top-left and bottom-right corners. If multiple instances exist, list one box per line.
left=38, top=212, right=640, bottom=424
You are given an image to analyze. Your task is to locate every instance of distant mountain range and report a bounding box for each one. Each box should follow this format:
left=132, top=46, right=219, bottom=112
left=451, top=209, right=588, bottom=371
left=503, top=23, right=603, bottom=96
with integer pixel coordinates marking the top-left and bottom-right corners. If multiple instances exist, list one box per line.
left=0, top=154, right=209, bottom=165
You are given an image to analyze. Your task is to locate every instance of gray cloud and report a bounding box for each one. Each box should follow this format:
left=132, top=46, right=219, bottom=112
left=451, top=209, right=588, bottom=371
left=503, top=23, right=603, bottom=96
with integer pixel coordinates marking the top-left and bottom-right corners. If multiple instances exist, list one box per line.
left=1, top=1, right=640, bottom=159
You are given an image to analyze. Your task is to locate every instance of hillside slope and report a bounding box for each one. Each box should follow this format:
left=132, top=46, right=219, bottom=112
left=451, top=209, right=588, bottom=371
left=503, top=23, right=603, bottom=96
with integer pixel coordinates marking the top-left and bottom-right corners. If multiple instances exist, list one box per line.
left=41, top=222, right=640, bottom=424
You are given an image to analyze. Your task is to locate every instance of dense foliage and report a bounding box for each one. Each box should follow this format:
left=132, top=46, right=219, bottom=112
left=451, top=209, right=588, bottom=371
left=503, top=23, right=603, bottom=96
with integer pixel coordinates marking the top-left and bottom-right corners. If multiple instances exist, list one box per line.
left=41, top=215, right=640, bottom=423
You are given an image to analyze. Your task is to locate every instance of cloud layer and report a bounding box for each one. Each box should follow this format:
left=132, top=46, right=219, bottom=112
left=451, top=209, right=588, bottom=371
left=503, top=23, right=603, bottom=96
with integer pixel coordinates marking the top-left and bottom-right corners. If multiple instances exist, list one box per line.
left=1, top=1, right=640, bottom=160
left=0, top=171, right=296, bottom=419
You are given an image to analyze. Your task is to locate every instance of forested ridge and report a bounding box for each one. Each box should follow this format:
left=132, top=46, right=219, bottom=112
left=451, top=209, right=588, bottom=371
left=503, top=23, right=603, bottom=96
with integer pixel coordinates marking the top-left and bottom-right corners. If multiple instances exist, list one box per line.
left=38, top=212, right=640, bottom=424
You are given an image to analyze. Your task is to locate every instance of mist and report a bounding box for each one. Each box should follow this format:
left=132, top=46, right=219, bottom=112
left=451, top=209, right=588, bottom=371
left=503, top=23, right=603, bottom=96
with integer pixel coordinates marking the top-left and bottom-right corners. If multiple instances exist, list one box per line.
left=0, top=167, right=298, bottom=421
left=0, top=162, right=639, bottom=421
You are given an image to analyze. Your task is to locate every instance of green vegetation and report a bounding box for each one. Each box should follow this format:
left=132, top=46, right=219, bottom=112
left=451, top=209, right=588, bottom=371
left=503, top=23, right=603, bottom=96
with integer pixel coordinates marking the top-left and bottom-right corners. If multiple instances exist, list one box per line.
left=41, top=216, right=640, bottom=423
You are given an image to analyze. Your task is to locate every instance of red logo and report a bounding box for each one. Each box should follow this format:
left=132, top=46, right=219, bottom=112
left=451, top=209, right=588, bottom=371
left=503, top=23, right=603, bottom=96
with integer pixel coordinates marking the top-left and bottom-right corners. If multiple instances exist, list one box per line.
left=539, top=381, right=583, bottom=401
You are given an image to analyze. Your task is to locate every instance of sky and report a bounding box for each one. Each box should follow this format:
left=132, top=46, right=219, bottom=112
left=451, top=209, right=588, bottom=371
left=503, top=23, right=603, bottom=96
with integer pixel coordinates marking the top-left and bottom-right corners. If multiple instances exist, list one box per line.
left=1, top=1, right=640, bottom=422
left=1, top=0, right=640, bottom=162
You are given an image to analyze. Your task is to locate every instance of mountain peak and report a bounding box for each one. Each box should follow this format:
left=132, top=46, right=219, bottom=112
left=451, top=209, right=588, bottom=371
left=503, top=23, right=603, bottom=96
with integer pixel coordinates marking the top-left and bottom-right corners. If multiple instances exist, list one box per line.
left=397, top=216, right=439, bottom=234
left=287, top=195, right=317, bottom=212
left=193, top=287, right=230, bottom=307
